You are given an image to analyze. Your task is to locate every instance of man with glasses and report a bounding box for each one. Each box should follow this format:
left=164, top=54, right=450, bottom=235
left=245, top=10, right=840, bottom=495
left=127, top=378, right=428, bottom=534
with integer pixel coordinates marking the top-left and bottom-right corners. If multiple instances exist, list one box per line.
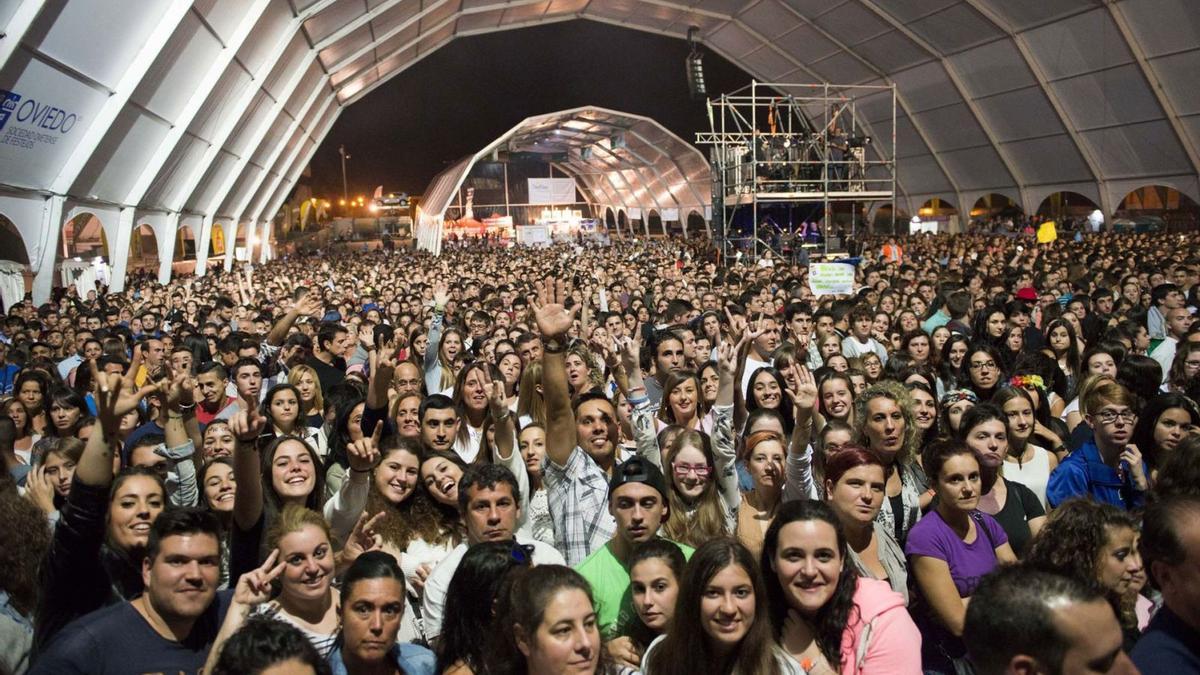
left=1047, top=381, right=1149, bottom=511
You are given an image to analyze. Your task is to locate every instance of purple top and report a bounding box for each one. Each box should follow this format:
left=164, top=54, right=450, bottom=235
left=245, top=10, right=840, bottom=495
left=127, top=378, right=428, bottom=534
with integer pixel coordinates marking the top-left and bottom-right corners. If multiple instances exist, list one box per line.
left=905, top=510, right=1008, bottom=597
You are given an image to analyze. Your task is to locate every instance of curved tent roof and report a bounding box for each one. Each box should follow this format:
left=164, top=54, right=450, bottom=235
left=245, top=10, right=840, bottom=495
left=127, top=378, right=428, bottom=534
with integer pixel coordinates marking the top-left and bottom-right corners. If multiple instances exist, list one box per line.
left=418, top=106, right=711, bottom=240
left=0, top=0, right=1197, bottom=296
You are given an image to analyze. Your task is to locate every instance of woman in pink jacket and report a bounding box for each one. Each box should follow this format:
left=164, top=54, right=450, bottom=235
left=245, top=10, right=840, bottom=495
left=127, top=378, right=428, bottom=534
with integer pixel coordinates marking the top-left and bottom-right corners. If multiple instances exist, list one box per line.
left=761, top=500, right=922, bottom=674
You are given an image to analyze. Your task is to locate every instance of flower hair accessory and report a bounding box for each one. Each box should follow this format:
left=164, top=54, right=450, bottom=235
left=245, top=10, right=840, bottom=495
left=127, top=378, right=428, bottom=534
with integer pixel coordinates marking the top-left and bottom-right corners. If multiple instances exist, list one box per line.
left=1010, top=374, right=1045, bottom=391
left=939, top=389, right=978, bottom=408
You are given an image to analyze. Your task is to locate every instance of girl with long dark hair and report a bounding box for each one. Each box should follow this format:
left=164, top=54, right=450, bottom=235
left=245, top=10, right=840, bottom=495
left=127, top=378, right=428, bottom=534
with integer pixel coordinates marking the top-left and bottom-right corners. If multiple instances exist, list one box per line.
left=438, top=541, right=532, bottom=674
left=643, top=539, right=794, bottom=675
left=761, top=500, right=920, bottom=674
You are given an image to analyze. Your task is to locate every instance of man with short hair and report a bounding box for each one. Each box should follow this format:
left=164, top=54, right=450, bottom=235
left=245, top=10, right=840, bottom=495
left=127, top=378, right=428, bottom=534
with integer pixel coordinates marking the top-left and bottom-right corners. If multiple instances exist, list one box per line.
left=515, top=332, right=543, bottom=366
left=195, top=363, right=234, bottom=426
left=964, top=565, right=1136, bottom=675
left=215, top=359, right=264, bottom=421
left=643, top=330, right=687, bottom=405
left=539, top=280, right=621, bottom=565
left=55, top=329, right=93, bottom=382
left=418, top=394, right=459, bottom=455
left=1148, top=282, right=1185, bottom=341
left=1132, top=494, right=1200, bottom=671
left=1150, top=306, right=1195, bottom=383
left=420, top=463, right=563, bottom=640
left=575, top=457, right=693, bottom=653
left=31, top=509, right=228, bottom=674
left=307, top=323, right=350, bottom=391
left=841, top=305, right=888, bottom=365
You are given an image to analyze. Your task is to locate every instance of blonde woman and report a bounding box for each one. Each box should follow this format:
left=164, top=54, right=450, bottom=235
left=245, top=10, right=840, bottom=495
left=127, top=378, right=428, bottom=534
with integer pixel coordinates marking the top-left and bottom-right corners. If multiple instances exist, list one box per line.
left=287, top=365, right=324, bottom=428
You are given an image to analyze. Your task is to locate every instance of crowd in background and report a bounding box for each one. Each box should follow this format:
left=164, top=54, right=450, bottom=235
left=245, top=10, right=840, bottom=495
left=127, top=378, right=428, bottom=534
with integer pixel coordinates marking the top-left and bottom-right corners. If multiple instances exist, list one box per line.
left=1, top=229, right=1199, bottom=674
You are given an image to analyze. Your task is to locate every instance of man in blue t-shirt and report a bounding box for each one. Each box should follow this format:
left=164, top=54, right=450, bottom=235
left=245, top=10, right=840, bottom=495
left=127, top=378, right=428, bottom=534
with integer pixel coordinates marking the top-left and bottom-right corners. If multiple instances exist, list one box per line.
left=31, top=509, right=228, bottom=674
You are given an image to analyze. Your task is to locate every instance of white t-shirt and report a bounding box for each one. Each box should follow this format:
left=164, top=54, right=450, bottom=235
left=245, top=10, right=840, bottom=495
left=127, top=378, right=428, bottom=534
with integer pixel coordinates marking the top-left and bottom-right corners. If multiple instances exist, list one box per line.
left=741, top=355, right=773, bottom=397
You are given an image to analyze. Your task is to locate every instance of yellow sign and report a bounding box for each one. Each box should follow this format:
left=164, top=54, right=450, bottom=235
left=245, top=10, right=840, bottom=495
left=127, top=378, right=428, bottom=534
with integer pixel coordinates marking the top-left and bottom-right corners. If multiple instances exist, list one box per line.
left=211, top=225, right=225, bottom=255
left=1036, top=221, right=1057, bottom=243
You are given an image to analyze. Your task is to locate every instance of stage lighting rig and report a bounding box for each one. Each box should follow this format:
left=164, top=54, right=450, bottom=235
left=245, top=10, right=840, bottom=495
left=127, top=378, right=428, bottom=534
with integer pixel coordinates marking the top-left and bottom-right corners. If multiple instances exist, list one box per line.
left=686, top=26, right=706, bottom=100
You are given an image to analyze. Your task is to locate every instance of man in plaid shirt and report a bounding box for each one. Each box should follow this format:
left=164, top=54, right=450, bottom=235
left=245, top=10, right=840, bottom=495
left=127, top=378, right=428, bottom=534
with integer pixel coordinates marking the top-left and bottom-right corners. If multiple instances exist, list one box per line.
left=535, top=277, right=619, bottom=565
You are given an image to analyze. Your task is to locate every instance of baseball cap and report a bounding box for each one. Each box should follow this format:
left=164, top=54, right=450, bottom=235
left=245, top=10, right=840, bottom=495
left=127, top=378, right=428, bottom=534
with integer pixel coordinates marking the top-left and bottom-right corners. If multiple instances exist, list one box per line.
left=608, top=456, right=668, bottom=502
left=1015, top=287, right=1038, bottom=301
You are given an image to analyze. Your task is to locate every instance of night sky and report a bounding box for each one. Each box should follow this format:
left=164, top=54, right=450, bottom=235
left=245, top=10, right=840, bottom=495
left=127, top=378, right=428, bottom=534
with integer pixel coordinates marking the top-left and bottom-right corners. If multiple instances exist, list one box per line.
left=307, top=20, right=753, bottom=200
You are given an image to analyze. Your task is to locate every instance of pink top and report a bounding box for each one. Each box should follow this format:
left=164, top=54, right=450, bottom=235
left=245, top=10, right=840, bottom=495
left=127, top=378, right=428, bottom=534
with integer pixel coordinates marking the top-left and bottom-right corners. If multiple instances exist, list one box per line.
left=839, top=577, right=923, bottom=674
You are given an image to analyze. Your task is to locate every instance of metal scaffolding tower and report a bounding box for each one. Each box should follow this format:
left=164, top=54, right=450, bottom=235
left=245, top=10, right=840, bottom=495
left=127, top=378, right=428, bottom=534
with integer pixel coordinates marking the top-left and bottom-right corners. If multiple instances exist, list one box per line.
left=697, top=80, right=898, bottom=263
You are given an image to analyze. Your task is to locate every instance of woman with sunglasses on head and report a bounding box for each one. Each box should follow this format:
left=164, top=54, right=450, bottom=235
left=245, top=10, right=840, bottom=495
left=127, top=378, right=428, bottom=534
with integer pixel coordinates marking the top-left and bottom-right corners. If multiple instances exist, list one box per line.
left=906, top=440, right=1016, bottom=674
left=438, top=541, right=533, bottom=674
left=489, top=565, right=609, bottom=675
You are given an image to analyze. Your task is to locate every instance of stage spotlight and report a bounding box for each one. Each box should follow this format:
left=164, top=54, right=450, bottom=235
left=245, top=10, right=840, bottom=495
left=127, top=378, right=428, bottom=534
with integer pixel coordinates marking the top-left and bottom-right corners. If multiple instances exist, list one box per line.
left=686, top=26, right=706, bottom=100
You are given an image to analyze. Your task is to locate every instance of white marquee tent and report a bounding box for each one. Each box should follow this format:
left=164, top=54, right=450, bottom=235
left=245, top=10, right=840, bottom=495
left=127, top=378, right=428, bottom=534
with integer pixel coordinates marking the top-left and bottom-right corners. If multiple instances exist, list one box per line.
left=1, top=0, right=1197, bottom=303
left=416, top=106, right=712, bottom=254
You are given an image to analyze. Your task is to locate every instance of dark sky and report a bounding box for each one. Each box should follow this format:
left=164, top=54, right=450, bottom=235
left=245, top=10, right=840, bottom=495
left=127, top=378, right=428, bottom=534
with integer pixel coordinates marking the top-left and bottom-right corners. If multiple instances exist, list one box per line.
left=307, top=20, right=752, bottom=199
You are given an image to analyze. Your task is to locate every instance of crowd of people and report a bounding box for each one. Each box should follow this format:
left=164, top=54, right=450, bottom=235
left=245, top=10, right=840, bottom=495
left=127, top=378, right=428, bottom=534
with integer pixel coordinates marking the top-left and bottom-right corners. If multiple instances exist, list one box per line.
left=1, top=228, right=1199, bottom=675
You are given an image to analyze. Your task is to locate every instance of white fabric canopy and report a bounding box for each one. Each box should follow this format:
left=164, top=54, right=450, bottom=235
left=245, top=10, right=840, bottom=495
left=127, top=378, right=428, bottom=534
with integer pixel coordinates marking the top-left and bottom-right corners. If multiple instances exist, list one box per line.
left=0, top=261, right=26, bottom=312
left=0, top=0, right=1196, bottom=274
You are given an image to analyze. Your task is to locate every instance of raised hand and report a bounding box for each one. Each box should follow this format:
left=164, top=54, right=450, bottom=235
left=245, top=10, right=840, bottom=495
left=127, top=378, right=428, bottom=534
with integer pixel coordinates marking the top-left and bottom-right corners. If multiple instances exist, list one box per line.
left=619, top=335, right=642, bottom=372
left=432, top=281, right=450, bottom=309
left=787, top=364, right=818, bottom=415
left=161, top=364, right=197, bottom=409
left=25, top=465, right=57, bottom=516
left=346, top=421, right=383, bottom=473
left=89, top=359, right=133, bottom=437
left=531, top=277, right=579, bottom=340
left=295, top=290, right=323, bottom=317
left=342, top=511, right=385, bottom=569
left=716, top=339, right=737, bottom=375
left=357, top=323, right=375, bottom=351
left=725, top=307, right=748, bottom=341
left=233, top=549, right=285, bottom=607
left=480, top=367, right=508, bottom=418
left=229, top=397, right=268, bottom=443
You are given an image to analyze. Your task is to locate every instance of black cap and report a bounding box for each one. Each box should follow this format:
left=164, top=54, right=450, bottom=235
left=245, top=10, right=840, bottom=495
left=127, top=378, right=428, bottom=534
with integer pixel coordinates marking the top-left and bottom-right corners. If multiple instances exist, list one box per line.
left=608, top=456, right=668, bottom=502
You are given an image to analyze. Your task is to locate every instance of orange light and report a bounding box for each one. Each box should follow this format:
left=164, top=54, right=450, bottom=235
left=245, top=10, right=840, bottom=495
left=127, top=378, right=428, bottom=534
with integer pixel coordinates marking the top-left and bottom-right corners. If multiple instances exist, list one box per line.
left=339, top=199, right=346, bottom=206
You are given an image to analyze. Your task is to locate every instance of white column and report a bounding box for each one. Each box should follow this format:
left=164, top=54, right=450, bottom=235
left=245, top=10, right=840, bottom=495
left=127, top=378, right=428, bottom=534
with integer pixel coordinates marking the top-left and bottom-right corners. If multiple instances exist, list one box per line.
left=157, top=214, right=180, bottom=285
left=107, top=208, right=135, bottom=293
left=196, top=214, right=214, bottom=276
left=31, top=197, right=64, bottom=305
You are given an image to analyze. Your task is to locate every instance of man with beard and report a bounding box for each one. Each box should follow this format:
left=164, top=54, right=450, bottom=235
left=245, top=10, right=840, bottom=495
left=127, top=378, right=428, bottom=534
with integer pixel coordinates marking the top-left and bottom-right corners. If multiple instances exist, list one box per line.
left=31, top=509, right=229, bottom=673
